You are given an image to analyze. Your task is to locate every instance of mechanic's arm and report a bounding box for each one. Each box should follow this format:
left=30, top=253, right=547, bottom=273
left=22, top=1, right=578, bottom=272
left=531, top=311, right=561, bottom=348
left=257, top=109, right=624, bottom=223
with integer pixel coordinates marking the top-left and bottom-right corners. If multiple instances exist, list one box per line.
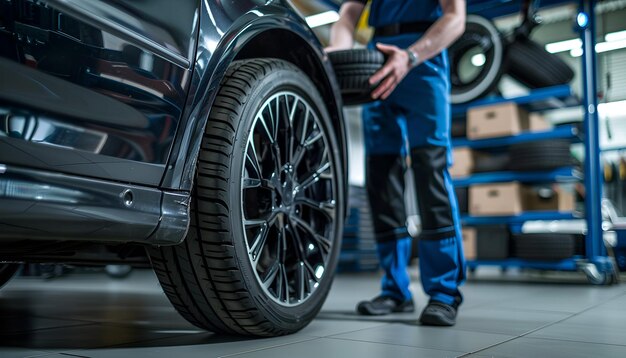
left=326, top=1, right=366, bottom=51
left=370, top=0, right=466, bottom=100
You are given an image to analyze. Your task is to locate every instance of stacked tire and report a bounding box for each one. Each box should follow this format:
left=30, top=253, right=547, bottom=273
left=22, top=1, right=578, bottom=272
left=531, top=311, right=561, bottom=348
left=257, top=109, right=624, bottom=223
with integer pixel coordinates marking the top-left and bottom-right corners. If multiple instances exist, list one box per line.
left=509, top=139, right=574, bottom=171
left=512, top=234, right=580, bottom=260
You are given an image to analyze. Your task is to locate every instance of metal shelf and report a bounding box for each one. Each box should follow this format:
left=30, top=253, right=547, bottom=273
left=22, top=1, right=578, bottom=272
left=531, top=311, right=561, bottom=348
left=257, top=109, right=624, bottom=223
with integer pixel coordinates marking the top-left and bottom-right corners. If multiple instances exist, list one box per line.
left=451, top=124, right=580, bottom=149
left=467, top=257, right=581, bottom=271
left=461, top=211, right=579, bottom=226
left=452, top=167, right=582, bottom=187
left=452, top=85, right=580, bottom=117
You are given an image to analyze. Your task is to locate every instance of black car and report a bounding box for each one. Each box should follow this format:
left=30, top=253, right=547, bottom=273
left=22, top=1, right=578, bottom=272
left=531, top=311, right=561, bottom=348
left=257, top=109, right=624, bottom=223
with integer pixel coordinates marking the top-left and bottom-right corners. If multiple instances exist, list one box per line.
left=0, top=0, right=347, bottom=337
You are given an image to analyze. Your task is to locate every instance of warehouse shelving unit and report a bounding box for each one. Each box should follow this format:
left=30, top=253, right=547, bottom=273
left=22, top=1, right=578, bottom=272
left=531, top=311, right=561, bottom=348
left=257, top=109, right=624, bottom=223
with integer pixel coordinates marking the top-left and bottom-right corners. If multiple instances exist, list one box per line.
left=455, top=0, right=617, bottom=283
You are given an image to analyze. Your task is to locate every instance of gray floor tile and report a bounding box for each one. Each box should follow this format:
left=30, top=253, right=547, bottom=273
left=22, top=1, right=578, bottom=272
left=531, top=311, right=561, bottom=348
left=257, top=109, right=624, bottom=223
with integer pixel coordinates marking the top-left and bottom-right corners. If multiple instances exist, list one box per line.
left=0, top=316, right=92, bottom=334
left=224, top=337, right=464, bottom=358
left=468, top=337, right=626, bottom=358
left=592, top=293, right=626, bottom=312
left=486, top=286, right=625, bottom=313
left=330, top=322, right=514, bottom=353
left=0, top=347, right=54, bottom=358
left=527, top=321, right=626, bottom=346
left=0, top=322, right=201, bottom=350
left=62, top=334, right=319, bottom=358
left=298, top=318, right=390, bottom=337
left=560, top=305, right=626, bottom=328
left=451, top=306, right=571, bottom=336
left=3, top=269, right=626, bottom=357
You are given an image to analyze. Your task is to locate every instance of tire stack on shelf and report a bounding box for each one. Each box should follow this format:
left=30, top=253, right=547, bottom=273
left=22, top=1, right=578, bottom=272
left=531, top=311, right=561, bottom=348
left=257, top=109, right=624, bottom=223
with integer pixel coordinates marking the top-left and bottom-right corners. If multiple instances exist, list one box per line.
left=512, top=233, right=585, bottom=260
left=509, top=140, right=576, bottom=171
left=450, top=98, right=582, bottom=265
left=339, top=186, right=379, bottom=272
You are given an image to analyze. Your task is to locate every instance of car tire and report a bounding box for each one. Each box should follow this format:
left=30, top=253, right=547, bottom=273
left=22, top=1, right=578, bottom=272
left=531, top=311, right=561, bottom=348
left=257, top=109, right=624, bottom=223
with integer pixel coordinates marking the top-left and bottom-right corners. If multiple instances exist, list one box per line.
left=449, top=15, right=505, bottom=104
left=149, top=59, right=344, bottom=337
left=513, top=234, right=575, bottom=260
left=509, top=139, right=573, bottom=171
left=505, top=38, right=574, bottom=89
left=328, top=49, right=385, bottom=106
left=0, top=263, right=19, bottom=289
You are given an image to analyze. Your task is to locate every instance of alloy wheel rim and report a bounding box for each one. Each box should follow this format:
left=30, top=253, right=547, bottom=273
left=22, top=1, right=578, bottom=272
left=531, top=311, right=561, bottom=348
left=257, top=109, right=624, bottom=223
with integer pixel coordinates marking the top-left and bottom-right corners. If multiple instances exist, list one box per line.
left=241, top=91, right=337, bottom=307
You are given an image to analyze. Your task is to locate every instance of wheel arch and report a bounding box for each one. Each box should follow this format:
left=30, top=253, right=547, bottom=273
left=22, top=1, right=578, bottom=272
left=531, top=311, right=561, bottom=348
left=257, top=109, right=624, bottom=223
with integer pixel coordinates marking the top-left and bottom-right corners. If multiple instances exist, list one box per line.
left=161, top=9, right=347, bottom=200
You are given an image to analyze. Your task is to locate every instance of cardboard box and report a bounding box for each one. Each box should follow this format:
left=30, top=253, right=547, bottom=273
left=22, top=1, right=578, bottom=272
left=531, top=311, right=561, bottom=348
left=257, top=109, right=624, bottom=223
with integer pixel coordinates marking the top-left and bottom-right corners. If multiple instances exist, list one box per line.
left=523, top=185, right=575, bottom=212
left=469, top=182, right=523, bottom=216
left=528, top=113, right=552, bottom=132
left=461, top=227, right=477, bottom=260
left=467, top=102, right=529, bottom=139
left=449, top=147, right=473, bottom=178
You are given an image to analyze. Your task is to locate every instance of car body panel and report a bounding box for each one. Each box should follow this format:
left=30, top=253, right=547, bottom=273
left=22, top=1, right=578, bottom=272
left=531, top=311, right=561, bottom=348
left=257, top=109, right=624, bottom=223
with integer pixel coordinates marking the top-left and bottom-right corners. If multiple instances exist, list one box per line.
left=0, top=0, right=345, bottom=247
left=0, top=0, right=198, bottom=186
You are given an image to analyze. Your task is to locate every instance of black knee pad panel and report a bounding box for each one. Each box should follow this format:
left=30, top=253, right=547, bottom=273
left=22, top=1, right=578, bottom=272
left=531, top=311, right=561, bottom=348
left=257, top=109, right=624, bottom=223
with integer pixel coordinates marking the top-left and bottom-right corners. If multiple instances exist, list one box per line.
left=366, top=154, right=410, bottom=242
left=410, top=146, right=456, bottom=240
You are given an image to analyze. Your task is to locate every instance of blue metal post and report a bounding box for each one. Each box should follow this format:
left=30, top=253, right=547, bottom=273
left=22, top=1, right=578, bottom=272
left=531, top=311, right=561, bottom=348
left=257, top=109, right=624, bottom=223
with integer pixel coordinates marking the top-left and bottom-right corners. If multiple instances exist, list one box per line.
left=579, top=0, right=611, bottom=272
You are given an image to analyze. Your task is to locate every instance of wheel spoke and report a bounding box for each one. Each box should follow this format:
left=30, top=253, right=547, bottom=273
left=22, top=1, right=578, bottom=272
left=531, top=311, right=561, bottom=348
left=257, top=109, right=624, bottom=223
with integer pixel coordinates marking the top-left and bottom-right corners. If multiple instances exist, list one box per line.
left=291, top=216, right=331, bottom=260
left=291, top=143, right=306, bottom=168
left=289, top=225, right=319, bottom=294
left=297, top=160, right=331, bottom=190
left=246, top=137, right=263, bottom=179
left=297, top=262, right=306, bottom=301
left=299, top=110, right=311, bottom=146
left=257, top=114, right=274, bottom=144
left=287, top=96, right=301, bottom=163
left=268, top=96, right=279, bottom=142
left=262, top=260, right=280, bottom=290
left=249, top=223, right=270, bottom=267
left=242, top=177, right=276, bottom=190
left=303, top=130, right=324, bottom=148
left=294, top=197, right=336, bottom=222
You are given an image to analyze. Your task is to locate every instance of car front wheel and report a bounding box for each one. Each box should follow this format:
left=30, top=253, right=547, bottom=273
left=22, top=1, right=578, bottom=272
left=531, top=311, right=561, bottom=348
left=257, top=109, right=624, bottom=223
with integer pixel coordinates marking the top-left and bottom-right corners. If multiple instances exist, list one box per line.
left=149, top=59, right=344, bottom=336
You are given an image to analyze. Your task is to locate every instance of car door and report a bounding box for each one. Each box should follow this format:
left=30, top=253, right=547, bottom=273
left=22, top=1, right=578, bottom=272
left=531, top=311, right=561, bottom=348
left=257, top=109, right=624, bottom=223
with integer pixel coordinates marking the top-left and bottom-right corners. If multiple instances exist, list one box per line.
left=0, top=0, right=200, bottom=185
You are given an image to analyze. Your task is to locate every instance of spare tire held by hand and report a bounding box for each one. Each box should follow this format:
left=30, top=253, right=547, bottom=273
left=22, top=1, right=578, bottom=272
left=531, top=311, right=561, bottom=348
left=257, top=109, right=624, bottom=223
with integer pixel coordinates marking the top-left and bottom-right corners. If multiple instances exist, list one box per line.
left=328, top=49, right=385, bottom=106
left=505, top=38, right=574, bottom=89
left=448, top=15, right=505, bottom=104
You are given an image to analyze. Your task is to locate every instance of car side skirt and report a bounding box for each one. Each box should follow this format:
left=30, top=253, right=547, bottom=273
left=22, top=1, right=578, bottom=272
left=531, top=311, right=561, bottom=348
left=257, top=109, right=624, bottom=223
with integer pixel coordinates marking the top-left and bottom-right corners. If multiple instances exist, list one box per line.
left=0, top=164, right=189, bottom=246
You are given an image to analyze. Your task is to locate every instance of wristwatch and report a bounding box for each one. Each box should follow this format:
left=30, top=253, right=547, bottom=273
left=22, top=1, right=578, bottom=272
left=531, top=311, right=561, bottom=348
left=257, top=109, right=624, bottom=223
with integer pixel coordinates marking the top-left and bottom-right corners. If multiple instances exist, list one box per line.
left=405, top=49, right=420, bottom=68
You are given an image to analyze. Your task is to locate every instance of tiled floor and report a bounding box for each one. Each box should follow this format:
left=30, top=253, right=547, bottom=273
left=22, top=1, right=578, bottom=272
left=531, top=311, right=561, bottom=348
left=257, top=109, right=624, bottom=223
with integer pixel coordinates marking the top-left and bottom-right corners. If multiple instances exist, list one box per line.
left=1, top=268, right=626, bottom=358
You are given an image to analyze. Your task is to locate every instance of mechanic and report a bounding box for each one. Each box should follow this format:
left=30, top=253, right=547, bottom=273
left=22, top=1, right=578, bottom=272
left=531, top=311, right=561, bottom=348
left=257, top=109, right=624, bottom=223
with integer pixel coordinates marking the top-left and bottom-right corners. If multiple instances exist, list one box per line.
left=327, top=0, right=467, bottom=326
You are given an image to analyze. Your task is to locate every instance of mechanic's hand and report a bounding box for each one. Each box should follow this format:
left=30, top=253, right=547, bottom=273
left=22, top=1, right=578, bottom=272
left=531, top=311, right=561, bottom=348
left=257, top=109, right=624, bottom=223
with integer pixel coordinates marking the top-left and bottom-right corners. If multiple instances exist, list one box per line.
left=369, top=43, right=411, bottom=100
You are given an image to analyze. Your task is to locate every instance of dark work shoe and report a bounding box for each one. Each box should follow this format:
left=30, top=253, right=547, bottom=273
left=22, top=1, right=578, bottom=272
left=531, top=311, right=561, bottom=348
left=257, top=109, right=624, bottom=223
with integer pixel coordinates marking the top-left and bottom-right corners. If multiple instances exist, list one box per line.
left=419, top=300, right=457, bottom=326
left=356, top=296, right=415, bottom=316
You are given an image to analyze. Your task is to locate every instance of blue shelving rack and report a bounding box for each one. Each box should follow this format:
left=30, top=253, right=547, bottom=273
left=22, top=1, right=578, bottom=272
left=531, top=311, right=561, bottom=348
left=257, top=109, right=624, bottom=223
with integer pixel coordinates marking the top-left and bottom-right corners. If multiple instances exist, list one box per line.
left=455, top=0, right=617, bottom=283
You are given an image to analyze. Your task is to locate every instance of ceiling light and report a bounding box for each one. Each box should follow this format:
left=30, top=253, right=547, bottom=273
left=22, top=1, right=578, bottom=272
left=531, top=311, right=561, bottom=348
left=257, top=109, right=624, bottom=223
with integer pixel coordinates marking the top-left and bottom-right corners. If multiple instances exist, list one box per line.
left=306, top=10, right=340, bottom=28
left=546, top=39, right=582, bottom=53
left=599, top=100, right=626, bottom=118
left=605, top=30, right=626, bottom=42
left=569, top=39, right=626, bottom=57
left=596, top=39, right=626, bottom=53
